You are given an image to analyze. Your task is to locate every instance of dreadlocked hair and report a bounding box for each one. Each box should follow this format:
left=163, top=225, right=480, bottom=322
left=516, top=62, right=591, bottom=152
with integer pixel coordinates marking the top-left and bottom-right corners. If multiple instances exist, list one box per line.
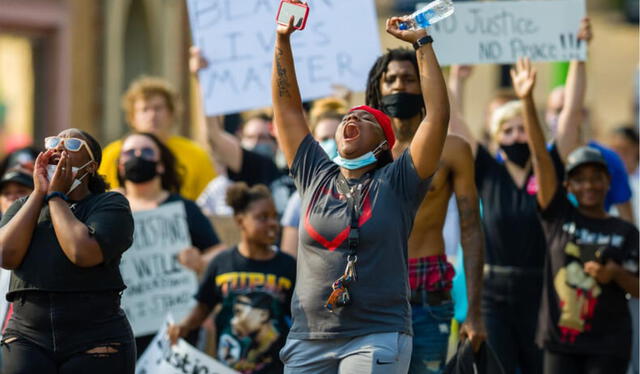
left=365, top=48, right=424, bottom=117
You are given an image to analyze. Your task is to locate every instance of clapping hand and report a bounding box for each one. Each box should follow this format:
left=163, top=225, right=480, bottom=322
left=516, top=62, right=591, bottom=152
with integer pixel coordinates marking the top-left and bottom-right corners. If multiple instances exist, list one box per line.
left=33, top=150, right=54, bottom=195
left=48, top=151, right=75, bottom=195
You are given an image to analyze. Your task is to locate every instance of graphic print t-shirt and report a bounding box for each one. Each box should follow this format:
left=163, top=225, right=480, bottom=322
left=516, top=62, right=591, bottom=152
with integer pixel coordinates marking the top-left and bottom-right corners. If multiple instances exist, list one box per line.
left=195, top=247, right=296, bottom=374
left=537, top=188, right=639, bottom=357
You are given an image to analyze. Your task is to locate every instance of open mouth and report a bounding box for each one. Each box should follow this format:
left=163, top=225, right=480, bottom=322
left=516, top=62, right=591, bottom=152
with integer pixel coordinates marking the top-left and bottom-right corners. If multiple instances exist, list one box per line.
left=267, top=229, right=277, bottom=239
left=343, top=123, right=360, bottom=142
left=49, top=153, right=61, bottom=165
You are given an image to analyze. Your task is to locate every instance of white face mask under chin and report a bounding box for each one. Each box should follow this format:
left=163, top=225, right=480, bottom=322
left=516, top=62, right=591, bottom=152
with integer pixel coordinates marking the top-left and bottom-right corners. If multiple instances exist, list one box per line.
left=46, top=161, right=92, bottom=195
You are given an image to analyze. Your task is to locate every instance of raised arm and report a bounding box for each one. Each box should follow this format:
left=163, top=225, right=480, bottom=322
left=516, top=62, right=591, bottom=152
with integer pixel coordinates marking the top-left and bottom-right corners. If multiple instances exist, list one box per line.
left=511, top=58, right=556, bottom=208
left=448, top=65, right=473, bottom=117
left=555, top=18, right=592, bottom=162
left=271, top=13, right=311, bottom=167
left=190, top=47, right=243, bottom=173
left=386, top=18, right=449, bottom=178
left=446, top=136, right=486, bottom=351
left=448, top=91, right=478, bottom=156
left=447, top=66, right=478, bottom=154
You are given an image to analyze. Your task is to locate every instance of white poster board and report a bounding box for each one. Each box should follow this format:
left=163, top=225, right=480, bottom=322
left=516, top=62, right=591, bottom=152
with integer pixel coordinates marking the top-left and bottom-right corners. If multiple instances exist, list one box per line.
left=427, top=0, right=587, bottom=66
left=186, top=0, right=382, bottom=116
left=0, top=269, right=11, bottom=334
left=120, top=202, right=198, bottom=337
left=137, top=316, right=239, bottom=374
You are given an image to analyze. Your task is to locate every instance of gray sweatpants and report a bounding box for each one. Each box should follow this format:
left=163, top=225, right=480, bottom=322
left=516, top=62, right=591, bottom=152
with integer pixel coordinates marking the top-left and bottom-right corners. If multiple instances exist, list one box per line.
left=280, top=332, right=412, bottom=374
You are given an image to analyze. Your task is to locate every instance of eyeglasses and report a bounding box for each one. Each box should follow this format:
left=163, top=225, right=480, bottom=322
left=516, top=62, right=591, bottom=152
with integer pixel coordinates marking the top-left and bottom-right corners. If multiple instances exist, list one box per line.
left=44, top=137, right=95, bottom=162
left=121, top=147, right=157, bottom=161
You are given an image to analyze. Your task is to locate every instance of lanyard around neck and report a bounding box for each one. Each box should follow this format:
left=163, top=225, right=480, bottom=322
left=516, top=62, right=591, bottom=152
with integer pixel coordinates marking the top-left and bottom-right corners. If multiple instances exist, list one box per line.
left=335, top=173, right=370, bottom=257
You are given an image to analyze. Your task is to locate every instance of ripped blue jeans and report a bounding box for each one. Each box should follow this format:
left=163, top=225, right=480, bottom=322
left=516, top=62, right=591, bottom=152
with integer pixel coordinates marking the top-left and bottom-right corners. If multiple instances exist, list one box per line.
left=409, top=302, right=454, bottom=374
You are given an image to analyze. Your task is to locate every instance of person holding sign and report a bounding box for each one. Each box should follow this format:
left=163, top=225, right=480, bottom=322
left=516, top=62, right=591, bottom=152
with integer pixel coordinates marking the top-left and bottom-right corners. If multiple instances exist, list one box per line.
left=116, top=132, right=223, bottom=355
left=168, top=182, right=296, bottom=374
left=0, top=129, right=136, bottom=373
left=511, top=57, right=639, bottom=374
left=270, top=3, right=449, bottom=372
left=365, top=47, right=486, bottom=372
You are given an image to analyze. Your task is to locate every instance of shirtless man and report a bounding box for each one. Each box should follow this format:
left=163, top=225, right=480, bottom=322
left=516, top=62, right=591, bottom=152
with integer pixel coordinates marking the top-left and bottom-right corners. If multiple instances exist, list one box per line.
left=366, top=48, right=486, bottom=374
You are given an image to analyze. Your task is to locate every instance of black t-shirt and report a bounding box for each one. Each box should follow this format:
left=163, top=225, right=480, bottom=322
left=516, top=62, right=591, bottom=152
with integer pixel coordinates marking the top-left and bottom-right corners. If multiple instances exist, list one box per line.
left=0, top=192, right=134, bottom=300
left=195, top=247, right=296, bottom=374
left=228, top=149, right=282, bottom=187
left=537, top=187, right=639, bottom=357
left=161, top=194, right=220, bottom=251
left=475, top=145, right=564, bottom=268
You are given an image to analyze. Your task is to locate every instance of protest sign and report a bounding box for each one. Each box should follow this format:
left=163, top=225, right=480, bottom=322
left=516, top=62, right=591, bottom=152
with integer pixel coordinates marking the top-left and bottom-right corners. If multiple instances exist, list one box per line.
left=120, top=202, right=198, bottom=337
left=0, top=269, right=11, bottom=334
left=186, top=0, right=381, bottom=116
left=137, top=316, right=239, bottom=374
left=425, top=0, right=587, bottom=66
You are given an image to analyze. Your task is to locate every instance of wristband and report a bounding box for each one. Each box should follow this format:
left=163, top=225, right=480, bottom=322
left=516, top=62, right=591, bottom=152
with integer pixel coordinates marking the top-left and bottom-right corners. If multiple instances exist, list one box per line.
left=413, top=35, right=433, bottom=50
left=45, top=191, right=69, bottom=203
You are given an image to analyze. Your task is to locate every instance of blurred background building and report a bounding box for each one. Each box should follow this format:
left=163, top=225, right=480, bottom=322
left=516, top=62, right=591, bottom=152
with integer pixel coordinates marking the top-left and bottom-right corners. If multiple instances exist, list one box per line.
left=0, top=0, right=190, bottom=154
left=0, top=0, right=637, bottom=156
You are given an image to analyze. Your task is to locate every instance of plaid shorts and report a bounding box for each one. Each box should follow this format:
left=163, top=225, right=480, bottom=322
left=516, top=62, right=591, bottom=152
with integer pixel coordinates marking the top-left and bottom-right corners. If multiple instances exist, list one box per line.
left=408, top=255, right=454, bottom=292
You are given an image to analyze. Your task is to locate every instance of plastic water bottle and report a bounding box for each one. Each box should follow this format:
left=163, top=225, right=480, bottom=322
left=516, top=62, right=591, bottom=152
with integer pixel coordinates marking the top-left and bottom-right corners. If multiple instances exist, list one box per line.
left=398, top=0, right=455, bottom=30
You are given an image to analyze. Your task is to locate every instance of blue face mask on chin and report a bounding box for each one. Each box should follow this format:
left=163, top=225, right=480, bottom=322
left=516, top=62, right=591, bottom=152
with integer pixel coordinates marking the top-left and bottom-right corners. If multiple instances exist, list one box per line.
left=319, top=139, right=338, bottom=160
left=333, top=141, right=387, bottom=170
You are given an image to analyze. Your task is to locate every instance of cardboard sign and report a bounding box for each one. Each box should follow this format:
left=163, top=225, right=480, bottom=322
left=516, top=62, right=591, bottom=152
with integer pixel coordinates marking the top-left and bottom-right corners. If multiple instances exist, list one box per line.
left=426, top=0, right=587, bottom=65
left=136, top=316, right=239, bottom=374
left=0, top=269, right=11, bottom=334
left=186, top=0, right=381, bottom=115
left=120, top=202, right=198, bottom=337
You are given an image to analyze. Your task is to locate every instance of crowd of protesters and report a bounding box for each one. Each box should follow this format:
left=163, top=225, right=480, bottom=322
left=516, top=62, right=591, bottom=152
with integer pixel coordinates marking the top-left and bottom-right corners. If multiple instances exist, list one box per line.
left=0, top=5, right=636, bottom=374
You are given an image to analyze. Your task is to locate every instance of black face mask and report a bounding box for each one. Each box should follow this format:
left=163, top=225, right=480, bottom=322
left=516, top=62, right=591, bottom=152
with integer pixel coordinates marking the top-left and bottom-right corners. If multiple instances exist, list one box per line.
left=380, top=93, right=424, bottom=119
left=500, top=142, right=531, bottom=168
left=124, top=157, right=158, bottom=183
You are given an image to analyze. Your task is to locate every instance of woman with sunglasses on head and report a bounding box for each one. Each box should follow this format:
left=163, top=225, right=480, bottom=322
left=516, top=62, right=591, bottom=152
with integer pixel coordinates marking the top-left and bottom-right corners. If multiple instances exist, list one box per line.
left=116, top=132, right=223, bottom=355
left=271, top=7, right=448, bottom=373
left=0, top=129, right=136, bottom=373
left=512, top=57, right=639, bottom=374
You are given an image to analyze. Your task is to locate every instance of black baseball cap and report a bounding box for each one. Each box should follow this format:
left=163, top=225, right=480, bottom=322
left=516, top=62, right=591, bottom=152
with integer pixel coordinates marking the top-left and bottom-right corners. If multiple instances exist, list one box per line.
left=0, top=168, right=34, bottom=190
left=565, top=146, right=609, bottom=176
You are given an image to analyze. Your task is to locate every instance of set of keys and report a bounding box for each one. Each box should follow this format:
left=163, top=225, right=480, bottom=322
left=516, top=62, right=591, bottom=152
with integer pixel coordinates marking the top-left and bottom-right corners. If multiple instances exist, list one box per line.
left=324, top=255, right=357, bottom=312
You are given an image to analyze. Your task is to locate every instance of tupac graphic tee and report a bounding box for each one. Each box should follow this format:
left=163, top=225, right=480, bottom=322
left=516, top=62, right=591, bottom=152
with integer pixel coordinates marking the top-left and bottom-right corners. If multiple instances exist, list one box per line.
left=195, top=247, right=296, bottom=374
left=537, top=187, right=639, bottom=357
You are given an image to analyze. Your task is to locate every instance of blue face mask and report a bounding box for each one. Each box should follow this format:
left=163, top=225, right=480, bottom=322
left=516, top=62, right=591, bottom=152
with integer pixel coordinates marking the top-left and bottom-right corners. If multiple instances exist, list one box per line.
left=567, top=192, right=579, bottom=207
left=319, top=139, right=338, bottom=160
left=333, top=141, right=387, bottom=170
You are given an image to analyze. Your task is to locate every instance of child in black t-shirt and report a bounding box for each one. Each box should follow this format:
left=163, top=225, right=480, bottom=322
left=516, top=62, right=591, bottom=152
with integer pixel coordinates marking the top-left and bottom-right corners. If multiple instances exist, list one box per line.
left=512, top=57, right=639, bottom=374
left=169, top=182, right=296, bottom=374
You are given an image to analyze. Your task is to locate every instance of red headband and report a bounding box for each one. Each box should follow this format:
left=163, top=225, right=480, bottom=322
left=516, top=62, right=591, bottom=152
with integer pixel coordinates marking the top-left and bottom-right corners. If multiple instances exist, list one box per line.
left=348, top=105, right=395, bottom=149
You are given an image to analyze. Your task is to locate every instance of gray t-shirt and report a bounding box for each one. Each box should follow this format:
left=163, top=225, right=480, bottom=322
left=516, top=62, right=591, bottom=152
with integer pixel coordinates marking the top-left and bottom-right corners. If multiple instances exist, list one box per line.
left=289, top=135, right=431, bottom=340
